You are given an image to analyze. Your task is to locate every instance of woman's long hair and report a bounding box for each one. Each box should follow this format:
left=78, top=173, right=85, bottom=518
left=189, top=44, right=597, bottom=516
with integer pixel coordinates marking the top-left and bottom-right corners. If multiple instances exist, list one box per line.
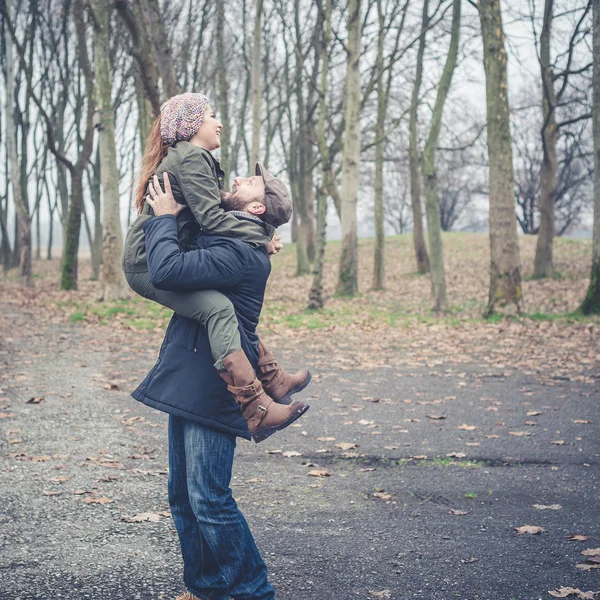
left=135, top=116, right=168, bottom=214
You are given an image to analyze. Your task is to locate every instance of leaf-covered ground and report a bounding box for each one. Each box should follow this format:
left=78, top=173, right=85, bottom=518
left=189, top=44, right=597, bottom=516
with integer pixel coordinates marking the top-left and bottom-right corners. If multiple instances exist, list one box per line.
left=1, top=233, right=599, bottom=599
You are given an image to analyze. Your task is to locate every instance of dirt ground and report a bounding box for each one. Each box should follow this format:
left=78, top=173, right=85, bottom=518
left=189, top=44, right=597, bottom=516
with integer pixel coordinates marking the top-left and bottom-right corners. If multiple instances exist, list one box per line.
left=1, top=293, right=599, bottom=600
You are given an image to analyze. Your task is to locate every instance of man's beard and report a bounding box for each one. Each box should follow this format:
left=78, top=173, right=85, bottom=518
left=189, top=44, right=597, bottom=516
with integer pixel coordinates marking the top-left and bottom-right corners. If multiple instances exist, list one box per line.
left=220, top=191, right=251, bottom=212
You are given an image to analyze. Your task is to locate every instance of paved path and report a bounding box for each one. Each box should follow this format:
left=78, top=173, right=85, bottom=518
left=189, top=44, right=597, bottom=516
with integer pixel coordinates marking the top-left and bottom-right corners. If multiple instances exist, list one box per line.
left=0, top=303, right=599, bottom=600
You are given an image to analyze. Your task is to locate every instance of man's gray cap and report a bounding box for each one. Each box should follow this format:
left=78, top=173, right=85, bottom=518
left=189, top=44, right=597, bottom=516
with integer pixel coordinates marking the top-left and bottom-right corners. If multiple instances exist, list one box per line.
left=255, top=163, right=293, bottom=228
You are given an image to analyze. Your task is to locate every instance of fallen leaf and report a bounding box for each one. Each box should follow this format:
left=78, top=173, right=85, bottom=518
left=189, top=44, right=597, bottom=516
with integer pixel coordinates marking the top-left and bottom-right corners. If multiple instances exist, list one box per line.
left=81, top=497, right=113, bottom=504
left=509, top=431, right=534, bottom=437
left=566, top=535, right=589, bottom=541
left=49, top=477, right=68, bottom=483
left=573, top=420, right=592, bottom=424
left=515, top=525, right=544, bottom=535
left=411, top=454, right=429, bottom=460
left=307, top=470, right=332, bottom=477
left=581, top=548, right=600, bottom=556
left=282, top=451, right=302, bottom=458
left=449, top=509, right=468, bottom=515
left=552, top=440, right=566, bottom=445
left=25, top=397, right=44, bottom=404
left=265, top=449, right=282, bottom=455
left=336, top=442, right=357, bottom=451
left=360, top=467, right=377, bottom=472
left=426, top=414, right=446, bottom=420
left=42, top=491, right=62, bottom=496
left=526, top=411, right=542, bottom=416
left=533, top=504, right=562, bottom=510
left=486, top=434, right=499, bottom=439
left=458, top=424, right=477, bottom=431
left=373, top=491, right=393, bottom=501
left=369, top=591, right=391, bottom=599
left=548, top=588, right=599, bottom=599
left=0, top=412, right=16, bottom=419
left=446, top=452, right=466, bottom=458
left=575, top=564, right=600, bottom=571
left=317, top=436, right=336, bottom=442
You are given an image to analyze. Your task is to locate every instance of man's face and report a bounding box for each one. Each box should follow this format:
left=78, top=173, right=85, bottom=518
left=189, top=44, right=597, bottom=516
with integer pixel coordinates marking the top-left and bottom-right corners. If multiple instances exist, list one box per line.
left=230, top=176, right=265, bottom=204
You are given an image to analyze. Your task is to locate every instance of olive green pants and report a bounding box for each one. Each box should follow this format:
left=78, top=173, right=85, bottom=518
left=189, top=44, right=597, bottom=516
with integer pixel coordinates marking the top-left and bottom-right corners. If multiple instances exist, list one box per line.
left=125, top=271, right=241, bottom=371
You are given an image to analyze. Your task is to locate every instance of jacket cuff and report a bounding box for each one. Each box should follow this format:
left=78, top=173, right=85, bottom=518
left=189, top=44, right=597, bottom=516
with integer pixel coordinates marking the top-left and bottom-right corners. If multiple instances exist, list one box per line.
left=142, top=214, right=177, bottom=233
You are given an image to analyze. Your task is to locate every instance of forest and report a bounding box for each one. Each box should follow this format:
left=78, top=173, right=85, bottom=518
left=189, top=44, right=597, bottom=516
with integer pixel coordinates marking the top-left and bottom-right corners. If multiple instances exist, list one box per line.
left=0, top=0, right=598, bottom=317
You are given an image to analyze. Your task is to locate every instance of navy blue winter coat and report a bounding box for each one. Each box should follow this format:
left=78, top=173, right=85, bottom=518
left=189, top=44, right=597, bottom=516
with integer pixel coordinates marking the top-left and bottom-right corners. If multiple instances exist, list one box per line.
left=131, top=214, right=271, bottom=440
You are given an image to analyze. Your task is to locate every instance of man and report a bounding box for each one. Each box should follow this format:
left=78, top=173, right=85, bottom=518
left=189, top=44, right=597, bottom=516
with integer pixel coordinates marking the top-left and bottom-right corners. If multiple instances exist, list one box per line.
left=134, top=167, right=305, bottom=599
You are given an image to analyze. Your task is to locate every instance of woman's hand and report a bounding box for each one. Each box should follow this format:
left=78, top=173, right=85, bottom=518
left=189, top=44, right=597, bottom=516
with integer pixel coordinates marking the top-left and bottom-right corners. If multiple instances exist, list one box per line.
left=146, top=173, right=185, bottom=217
left=266, top=233, right=283, bottom=257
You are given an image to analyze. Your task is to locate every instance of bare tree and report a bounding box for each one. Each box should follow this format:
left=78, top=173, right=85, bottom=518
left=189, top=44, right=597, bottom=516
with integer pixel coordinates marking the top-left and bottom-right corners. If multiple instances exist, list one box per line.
left=250, top=0, right=263, bottom=170
left=336, top=0, right=362, bottom=297
left=308, top=0, right=332, bottom=310
left=478, top=0, right=523, bottom=315
left=408, top=0, right=431, bottom=275
left=421, top=0, right=461, bottom=310
left=581, top=0, right=599, bottom=314
left=90, top=0, right=129, bottom=300
left=216, top=0, right=230, bottom=189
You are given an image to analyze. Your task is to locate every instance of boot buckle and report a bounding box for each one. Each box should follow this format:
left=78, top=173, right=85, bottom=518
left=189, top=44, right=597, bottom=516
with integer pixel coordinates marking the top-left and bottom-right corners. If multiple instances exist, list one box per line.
left=256, top=404, right=268, bottom=423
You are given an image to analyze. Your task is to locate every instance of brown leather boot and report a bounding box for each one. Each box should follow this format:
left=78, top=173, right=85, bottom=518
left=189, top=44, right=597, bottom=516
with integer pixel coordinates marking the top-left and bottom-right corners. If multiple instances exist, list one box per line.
left=220, top=349, right=309, bottom=443
left=256, top=340, right=311, bottom=405
left=175, top=593, right=201, bottom=600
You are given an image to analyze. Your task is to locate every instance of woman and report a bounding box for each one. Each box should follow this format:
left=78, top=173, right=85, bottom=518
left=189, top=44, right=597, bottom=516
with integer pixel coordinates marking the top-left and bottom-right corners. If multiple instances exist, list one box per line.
left=122, top=93, right=311, bottom=440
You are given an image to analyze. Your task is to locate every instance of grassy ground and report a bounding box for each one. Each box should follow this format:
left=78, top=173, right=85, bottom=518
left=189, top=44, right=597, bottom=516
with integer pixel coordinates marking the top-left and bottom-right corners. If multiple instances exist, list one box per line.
left=3, top=232, right=595, bottom=329
left=2, top=233, right=598, bottom=377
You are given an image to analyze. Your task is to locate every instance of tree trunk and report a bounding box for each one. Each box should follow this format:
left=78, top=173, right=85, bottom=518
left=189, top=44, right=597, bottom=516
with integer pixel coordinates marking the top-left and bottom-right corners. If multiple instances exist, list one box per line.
left=87, top=152, right=103, bottom=280
left=308, top=0, right=332, bottom=310
left=92, top=0, right=129, bottom=301
left=533, top=0, right=557, bottom=279
left=250, top=0, right=263, bottom=171
left=422, top=0, right=461, bottom=311
left=581, top=0, right=600, bottom=314
left=408, top=0, right=431, bottom=275
left=372, top=0, right=386, bottom=291
left=479, top=0, right=523, bottom=315
left=336, top=0, right=361, bottom=297
left=4, top=2, right=32, bottom=286
left=216, top=0, right=230, bottom=189
left=60, top=0, right=96, bottom=291
left=140, top=0, right=181, bottom=98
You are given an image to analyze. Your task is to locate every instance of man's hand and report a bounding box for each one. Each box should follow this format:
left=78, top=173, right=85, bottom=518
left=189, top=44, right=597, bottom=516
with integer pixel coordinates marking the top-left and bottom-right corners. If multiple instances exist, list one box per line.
left=266, top=233, right=283, bottom=257
left=146, top=173, right=185, bottom=217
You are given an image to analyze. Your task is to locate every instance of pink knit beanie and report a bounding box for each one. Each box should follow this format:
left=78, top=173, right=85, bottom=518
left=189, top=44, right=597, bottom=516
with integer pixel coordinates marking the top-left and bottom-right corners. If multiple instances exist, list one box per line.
left=160, top=93, right=209, bottom=145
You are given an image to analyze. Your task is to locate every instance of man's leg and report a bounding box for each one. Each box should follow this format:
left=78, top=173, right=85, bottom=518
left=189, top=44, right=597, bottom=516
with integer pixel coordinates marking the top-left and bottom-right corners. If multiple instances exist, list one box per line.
left=168, top=416, right=230, bottom=599
left=180, top=419, right=275, bottom=600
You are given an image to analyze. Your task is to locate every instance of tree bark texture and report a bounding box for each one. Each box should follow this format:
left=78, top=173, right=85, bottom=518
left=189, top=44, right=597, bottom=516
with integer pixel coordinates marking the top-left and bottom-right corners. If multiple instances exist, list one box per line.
left=216, top=0, right=230, bottom=190
left=3, top=1, right=33, bottom=286
left=60, top=0, right=96, bottom=290
left=336, top=0, right=361, bottom=297
left=421, top=0, right=461, bottom=311
left=308, top=0, right=332, bottom=310
left=479, top=0, right=523, bottom=315
left=372, top=0, right=386, bottom=291
left=581, top=0, right=600, bottom=313
left=408, top=0, right=431, bottom=275
left=533, top=0, right=558, bottom=279
left=91, top=0, right=129, bottom=300
left=250, top=0, right=264, bottom=172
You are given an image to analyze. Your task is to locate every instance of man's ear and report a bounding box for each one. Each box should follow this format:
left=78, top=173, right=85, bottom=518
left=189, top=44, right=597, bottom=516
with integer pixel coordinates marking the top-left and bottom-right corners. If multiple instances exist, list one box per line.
left=249, top=202, right=266, bottom=215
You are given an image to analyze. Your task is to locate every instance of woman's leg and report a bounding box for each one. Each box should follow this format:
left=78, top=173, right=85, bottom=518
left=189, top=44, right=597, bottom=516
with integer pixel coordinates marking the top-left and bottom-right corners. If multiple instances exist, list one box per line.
left=168, top=416, right=229, bottom=599
left=176, top=418, right=275, bottom=600
left=126, top=271, right=240, bottom=370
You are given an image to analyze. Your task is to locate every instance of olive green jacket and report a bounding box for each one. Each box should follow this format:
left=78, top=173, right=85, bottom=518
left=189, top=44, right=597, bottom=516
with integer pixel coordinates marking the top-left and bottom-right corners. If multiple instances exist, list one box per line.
left=122, top=141, right=275, bottom=274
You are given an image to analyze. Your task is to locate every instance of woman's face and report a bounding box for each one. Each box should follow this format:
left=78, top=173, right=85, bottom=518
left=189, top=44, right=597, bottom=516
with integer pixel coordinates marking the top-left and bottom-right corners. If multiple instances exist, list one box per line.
left=190, top=105, right=223, bottom=151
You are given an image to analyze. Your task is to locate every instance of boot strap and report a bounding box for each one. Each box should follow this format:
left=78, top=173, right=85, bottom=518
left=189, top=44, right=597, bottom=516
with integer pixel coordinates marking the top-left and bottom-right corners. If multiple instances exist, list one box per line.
left=245, top=402, right=268, bottom=427
left=227, top=381, right=260, bottom=397
left=257, top=354, right=277, bottom=369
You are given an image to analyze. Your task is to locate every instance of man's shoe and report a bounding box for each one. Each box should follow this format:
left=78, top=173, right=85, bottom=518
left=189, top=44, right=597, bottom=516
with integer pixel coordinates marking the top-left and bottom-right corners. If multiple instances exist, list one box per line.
left=220, top=349, right=309, bottom=443
left=256, top=340, right=311, bottom=405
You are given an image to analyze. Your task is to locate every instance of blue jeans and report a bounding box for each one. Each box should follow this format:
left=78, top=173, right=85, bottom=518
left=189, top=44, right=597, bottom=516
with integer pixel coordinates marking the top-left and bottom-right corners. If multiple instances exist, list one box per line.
left=168, top=416, right=275, bottom=600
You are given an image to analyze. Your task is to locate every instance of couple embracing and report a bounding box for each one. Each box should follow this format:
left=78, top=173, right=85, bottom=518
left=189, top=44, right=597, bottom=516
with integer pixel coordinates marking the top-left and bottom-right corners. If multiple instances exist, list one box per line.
left=123, top=93, right=312, bottom=599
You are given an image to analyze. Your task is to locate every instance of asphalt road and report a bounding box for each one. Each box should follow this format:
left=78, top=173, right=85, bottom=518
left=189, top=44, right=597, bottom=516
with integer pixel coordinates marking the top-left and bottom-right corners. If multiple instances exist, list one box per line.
left=0, top=303, right=599, bottom=600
